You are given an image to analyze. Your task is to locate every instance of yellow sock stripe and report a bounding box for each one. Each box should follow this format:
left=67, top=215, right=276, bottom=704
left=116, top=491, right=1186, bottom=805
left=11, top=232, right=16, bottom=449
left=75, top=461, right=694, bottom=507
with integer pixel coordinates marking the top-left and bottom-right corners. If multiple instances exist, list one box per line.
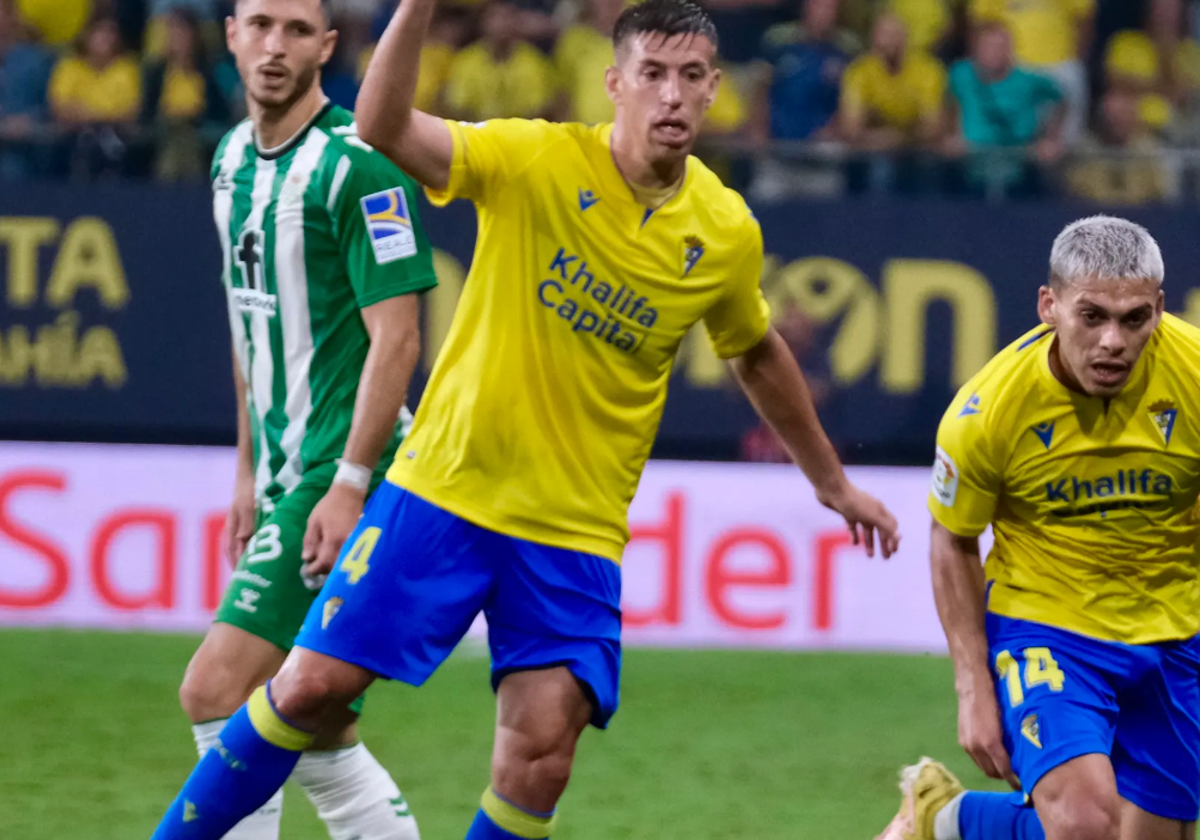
left=480, top=787, right=557, bottom=839
left=246, top=686, right=313, bottom=752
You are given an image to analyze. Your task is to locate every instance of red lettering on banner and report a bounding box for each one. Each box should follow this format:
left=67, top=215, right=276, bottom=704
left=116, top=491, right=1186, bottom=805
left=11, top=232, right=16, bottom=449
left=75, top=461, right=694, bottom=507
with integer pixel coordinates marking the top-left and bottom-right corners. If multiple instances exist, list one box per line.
left=813, top=530, right=854, bottom=631
left=89, top=510, right=177, bottom=610
left=623, top=492, right=684, bottom=627
left=203, top=512, right=227, bottom=611
left=705, top=528, right=790, bottom=630
left=0, top=471, right=70, bottom=608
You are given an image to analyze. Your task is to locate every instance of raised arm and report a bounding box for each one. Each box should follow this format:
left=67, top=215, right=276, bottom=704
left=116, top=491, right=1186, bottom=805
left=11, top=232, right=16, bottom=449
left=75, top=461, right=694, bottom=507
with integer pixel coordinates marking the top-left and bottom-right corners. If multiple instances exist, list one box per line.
left=931, top=520, right=1018, bottom=788
left=356, top=0, right=455, bottom=191
left=730, top=328, right=900, bottom=558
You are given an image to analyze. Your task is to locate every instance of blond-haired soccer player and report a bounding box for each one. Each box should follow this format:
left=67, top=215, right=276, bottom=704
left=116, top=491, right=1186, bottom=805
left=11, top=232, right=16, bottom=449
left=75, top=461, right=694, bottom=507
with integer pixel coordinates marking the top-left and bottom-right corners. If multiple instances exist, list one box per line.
left=877, top=216, right=1200, bottom=840
left=148, top=1, right=899, bottom=838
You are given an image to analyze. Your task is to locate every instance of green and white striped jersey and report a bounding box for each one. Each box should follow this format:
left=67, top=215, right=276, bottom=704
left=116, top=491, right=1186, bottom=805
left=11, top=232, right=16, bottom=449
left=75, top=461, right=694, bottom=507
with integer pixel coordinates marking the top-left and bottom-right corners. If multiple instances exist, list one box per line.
left=211, top=103, right=436, bottom=505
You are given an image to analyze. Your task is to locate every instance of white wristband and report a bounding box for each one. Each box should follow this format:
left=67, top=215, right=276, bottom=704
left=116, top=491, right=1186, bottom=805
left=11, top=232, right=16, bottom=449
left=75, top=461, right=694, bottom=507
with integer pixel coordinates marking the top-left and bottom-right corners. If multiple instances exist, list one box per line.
left=333, top=459, right=372, bottom=492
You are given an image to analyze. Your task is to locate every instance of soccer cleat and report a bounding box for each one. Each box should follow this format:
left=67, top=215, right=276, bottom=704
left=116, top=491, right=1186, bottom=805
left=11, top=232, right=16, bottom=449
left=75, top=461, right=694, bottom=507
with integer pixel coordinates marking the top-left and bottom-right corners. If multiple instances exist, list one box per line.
left=873, top=757, right=965, bottom=840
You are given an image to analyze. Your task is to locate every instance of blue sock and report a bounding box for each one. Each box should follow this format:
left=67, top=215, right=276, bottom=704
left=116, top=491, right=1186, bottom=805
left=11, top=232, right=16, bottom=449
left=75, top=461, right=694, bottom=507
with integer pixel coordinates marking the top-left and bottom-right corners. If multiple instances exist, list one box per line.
left=150, top=684, right=312, bottom=839
left=958, top=791, right=1046, bottom=840
left=465, top=787, right=556, bottom=839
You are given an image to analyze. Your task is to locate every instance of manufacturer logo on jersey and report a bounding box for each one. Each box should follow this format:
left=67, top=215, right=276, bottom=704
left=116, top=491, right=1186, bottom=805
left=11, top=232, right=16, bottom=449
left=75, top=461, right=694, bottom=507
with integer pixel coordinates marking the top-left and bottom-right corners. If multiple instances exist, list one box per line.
left=233, top=228, right=277, bottom=315
left=322, top=596, right=344, bottom=629
left=1149, top=399, right=1178, bottom=446
left=931, top=446, right=959, bottom=506
left=578, top=188, right=600, bottom=211
left=1021, top=714, right=1042, bottom=749
left=361, top=187, right=418, bottom=264
left=683, top=235, right=705, bottom=277
left=1032, top=421, right=1055, bottom=450
left=958, top=393, right=981, bottom=417
left=213, top=170, right=233, bottom=192
left=183, top=801, right=199, bottom=823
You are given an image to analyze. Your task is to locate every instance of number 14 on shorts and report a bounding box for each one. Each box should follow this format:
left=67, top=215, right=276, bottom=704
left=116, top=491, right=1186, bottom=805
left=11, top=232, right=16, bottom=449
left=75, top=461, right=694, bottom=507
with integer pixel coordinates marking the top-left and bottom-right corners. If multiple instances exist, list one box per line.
left=995, top=647, right=1066, bottom=707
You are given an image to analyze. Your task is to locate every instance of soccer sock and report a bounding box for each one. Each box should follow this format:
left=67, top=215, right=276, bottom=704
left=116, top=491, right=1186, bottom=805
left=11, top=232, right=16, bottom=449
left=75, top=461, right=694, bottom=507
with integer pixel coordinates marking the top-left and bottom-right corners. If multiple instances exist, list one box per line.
left=151, top=684, right=311, bottom=840
left=191, top=720, right=284, bottom=840
left=953, top=791, right=1046, bottom=840
left=293, top=743, right=420, bottom=840
left=464, top=786, right=556, bottom=840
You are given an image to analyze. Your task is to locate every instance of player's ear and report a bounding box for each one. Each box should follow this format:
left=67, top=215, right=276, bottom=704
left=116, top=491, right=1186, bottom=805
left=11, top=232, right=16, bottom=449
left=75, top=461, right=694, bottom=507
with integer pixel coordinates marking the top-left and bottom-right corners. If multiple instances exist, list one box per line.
left=1037, top=285, right=1057, bottom=327
left=225, top=15, right=237, bottom=50
left=1155, top=287, right=1165, bottom=317
left=704, top=65, right=721, bottom=110
left=605, top=64, right=621, bottom=106
left=320, top=28, right=338, bottom=66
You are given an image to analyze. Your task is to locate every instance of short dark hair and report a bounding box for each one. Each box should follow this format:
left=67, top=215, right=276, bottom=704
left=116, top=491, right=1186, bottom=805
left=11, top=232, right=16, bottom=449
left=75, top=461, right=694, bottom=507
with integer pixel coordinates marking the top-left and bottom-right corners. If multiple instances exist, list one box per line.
left=612, top=0, right=719, bottom=53
left=235, top=0, right=334, bottom=22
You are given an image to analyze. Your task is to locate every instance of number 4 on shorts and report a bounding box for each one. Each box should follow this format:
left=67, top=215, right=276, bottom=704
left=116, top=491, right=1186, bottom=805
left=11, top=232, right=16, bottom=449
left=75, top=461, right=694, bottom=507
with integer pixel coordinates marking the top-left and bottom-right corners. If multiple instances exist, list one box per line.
left=340, top=527, right=382, bottom=585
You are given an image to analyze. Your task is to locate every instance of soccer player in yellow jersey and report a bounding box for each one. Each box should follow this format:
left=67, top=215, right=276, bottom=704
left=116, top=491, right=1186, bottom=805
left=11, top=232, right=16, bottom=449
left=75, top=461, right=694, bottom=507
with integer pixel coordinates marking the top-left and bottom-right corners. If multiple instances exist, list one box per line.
left=876, top=216, right=1200, bottom=840
left=147, top=0, right=901, bottom=838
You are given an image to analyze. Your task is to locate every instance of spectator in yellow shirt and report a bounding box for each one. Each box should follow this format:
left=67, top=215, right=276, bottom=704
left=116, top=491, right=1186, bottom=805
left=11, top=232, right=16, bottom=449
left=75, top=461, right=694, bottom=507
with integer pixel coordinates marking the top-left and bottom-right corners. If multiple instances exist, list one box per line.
left=49, top=16, right=141, bottom=125
left=970, top=0, right=1094, bottom=142
left=1066, top=89, right=1169, bottom=206
left=443, top=0, right=557, bottom=121
left=555, top=0, right=625, bottom=124
left=1105, top=0, right=1200, bottom=135
left=359, top=10, right=469, bottom=116
left=49, top=15, right=141, bottom=178
left=840, top=13, right=946, bottom=150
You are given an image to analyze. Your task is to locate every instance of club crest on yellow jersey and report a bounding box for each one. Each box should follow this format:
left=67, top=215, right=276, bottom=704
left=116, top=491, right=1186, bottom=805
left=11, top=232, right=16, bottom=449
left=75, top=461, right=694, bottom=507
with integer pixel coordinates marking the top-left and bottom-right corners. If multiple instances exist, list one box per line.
left=1149, top=399, right=1178, bottom=446
left=683, top=235, right=705, bottom=277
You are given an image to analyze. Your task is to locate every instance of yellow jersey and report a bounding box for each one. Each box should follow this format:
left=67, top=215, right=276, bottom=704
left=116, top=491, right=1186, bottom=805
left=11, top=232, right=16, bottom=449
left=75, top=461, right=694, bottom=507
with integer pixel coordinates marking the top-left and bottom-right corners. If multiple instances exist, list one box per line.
left=930, top=315, right=1200, bottom=644
left=841, top=51, right=947, bottom=132
left=971, top=0, right=1094, bottom=66
left=388, top=119, right=770, bottom=562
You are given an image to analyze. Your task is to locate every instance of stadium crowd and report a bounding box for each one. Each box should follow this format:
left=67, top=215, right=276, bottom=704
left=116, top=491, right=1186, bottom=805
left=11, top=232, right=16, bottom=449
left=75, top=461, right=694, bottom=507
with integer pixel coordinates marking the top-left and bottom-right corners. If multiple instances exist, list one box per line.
left=0, top=0, right=1196, bottom=196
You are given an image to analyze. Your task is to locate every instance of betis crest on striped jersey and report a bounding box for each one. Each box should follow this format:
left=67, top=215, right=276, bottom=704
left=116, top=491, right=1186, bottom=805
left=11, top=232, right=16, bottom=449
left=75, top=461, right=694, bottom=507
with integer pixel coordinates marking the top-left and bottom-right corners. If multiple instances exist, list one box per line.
left=1149, top=399, right=1178, bottom=445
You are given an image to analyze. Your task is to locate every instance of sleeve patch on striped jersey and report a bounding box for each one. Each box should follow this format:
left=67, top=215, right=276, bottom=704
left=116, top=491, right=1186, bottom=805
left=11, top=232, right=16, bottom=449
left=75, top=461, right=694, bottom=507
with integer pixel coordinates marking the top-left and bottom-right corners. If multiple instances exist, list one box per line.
left=360, top=187, right=418, bottom=264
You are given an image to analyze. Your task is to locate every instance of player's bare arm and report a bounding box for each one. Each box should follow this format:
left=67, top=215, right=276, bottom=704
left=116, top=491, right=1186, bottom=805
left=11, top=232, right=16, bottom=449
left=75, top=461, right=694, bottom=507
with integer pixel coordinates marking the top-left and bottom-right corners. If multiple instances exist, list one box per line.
left=356, top=0, right=454, bottom=191
left=929, top=520, right=1019, bottom=789
left=302, top=294, right=423, bottom=577
left=729, top=327, right=900, bottom=558
left=227, top=349, right=257, bottom=566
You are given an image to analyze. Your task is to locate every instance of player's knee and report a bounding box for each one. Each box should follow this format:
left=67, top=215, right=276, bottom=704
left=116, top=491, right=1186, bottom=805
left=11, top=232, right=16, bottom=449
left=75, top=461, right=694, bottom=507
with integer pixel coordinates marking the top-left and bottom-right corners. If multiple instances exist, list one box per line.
left=179, top=658, right=257, bottom=722
left=1041, top=792, right=1119, bottom=840
left=269, top=659, right=359, bottom=727
left=492, top=727, right=577, bottom=806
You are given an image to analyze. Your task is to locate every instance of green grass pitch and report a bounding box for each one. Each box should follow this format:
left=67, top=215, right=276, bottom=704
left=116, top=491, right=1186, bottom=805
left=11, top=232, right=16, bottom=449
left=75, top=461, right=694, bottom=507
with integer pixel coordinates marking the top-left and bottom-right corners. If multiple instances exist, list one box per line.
left=0, top=629, right=1012, bottom=839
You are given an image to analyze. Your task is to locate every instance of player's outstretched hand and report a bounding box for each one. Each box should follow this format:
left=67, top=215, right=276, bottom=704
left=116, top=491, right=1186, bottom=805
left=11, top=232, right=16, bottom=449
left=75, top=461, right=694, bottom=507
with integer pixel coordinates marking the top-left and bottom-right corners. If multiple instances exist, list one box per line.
left=958, top=688, right=1021, bottom=790
left=817, top=482, right=901, bottom=559
left=302, top=484, right=367, bottom=582
left=225, top=479, right=257, bottom=568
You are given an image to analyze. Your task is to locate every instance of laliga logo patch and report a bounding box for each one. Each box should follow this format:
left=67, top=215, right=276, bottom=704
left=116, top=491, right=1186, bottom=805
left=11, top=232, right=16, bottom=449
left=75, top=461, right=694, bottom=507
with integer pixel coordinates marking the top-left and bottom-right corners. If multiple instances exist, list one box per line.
left=1149, top=399, right=1178, bottom=446
left=931, top=446, right=959, bottom=506
left=361, top=188, right=417, bottom=264
left=322, top=596, right=344, bottom=630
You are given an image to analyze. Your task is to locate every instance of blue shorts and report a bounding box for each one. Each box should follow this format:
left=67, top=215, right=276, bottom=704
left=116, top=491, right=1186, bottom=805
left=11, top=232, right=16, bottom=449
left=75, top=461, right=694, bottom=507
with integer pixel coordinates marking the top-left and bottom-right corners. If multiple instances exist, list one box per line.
left=294, top=482, right=623, bottom=728
left=987, top=614, right=1200, bottom=821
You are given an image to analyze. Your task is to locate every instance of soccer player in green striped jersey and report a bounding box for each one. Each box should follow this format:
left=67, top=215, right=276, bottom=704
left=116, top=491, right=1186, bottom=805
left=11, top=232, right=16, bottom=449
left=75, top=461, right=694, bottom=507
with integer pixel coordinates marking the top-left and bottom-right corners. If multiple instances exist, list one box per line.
left=175, top=1, right=436, bottom=838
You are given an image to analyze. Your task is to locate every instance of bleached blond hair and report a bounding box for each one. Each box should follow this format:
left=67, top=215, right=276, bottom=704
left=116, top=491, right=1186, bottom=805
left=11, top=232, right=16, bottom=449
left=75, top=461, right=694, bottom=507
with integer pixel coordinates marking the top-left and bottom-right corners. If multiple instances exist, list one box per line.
left=1049, top=215, right=1164, bottom=289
